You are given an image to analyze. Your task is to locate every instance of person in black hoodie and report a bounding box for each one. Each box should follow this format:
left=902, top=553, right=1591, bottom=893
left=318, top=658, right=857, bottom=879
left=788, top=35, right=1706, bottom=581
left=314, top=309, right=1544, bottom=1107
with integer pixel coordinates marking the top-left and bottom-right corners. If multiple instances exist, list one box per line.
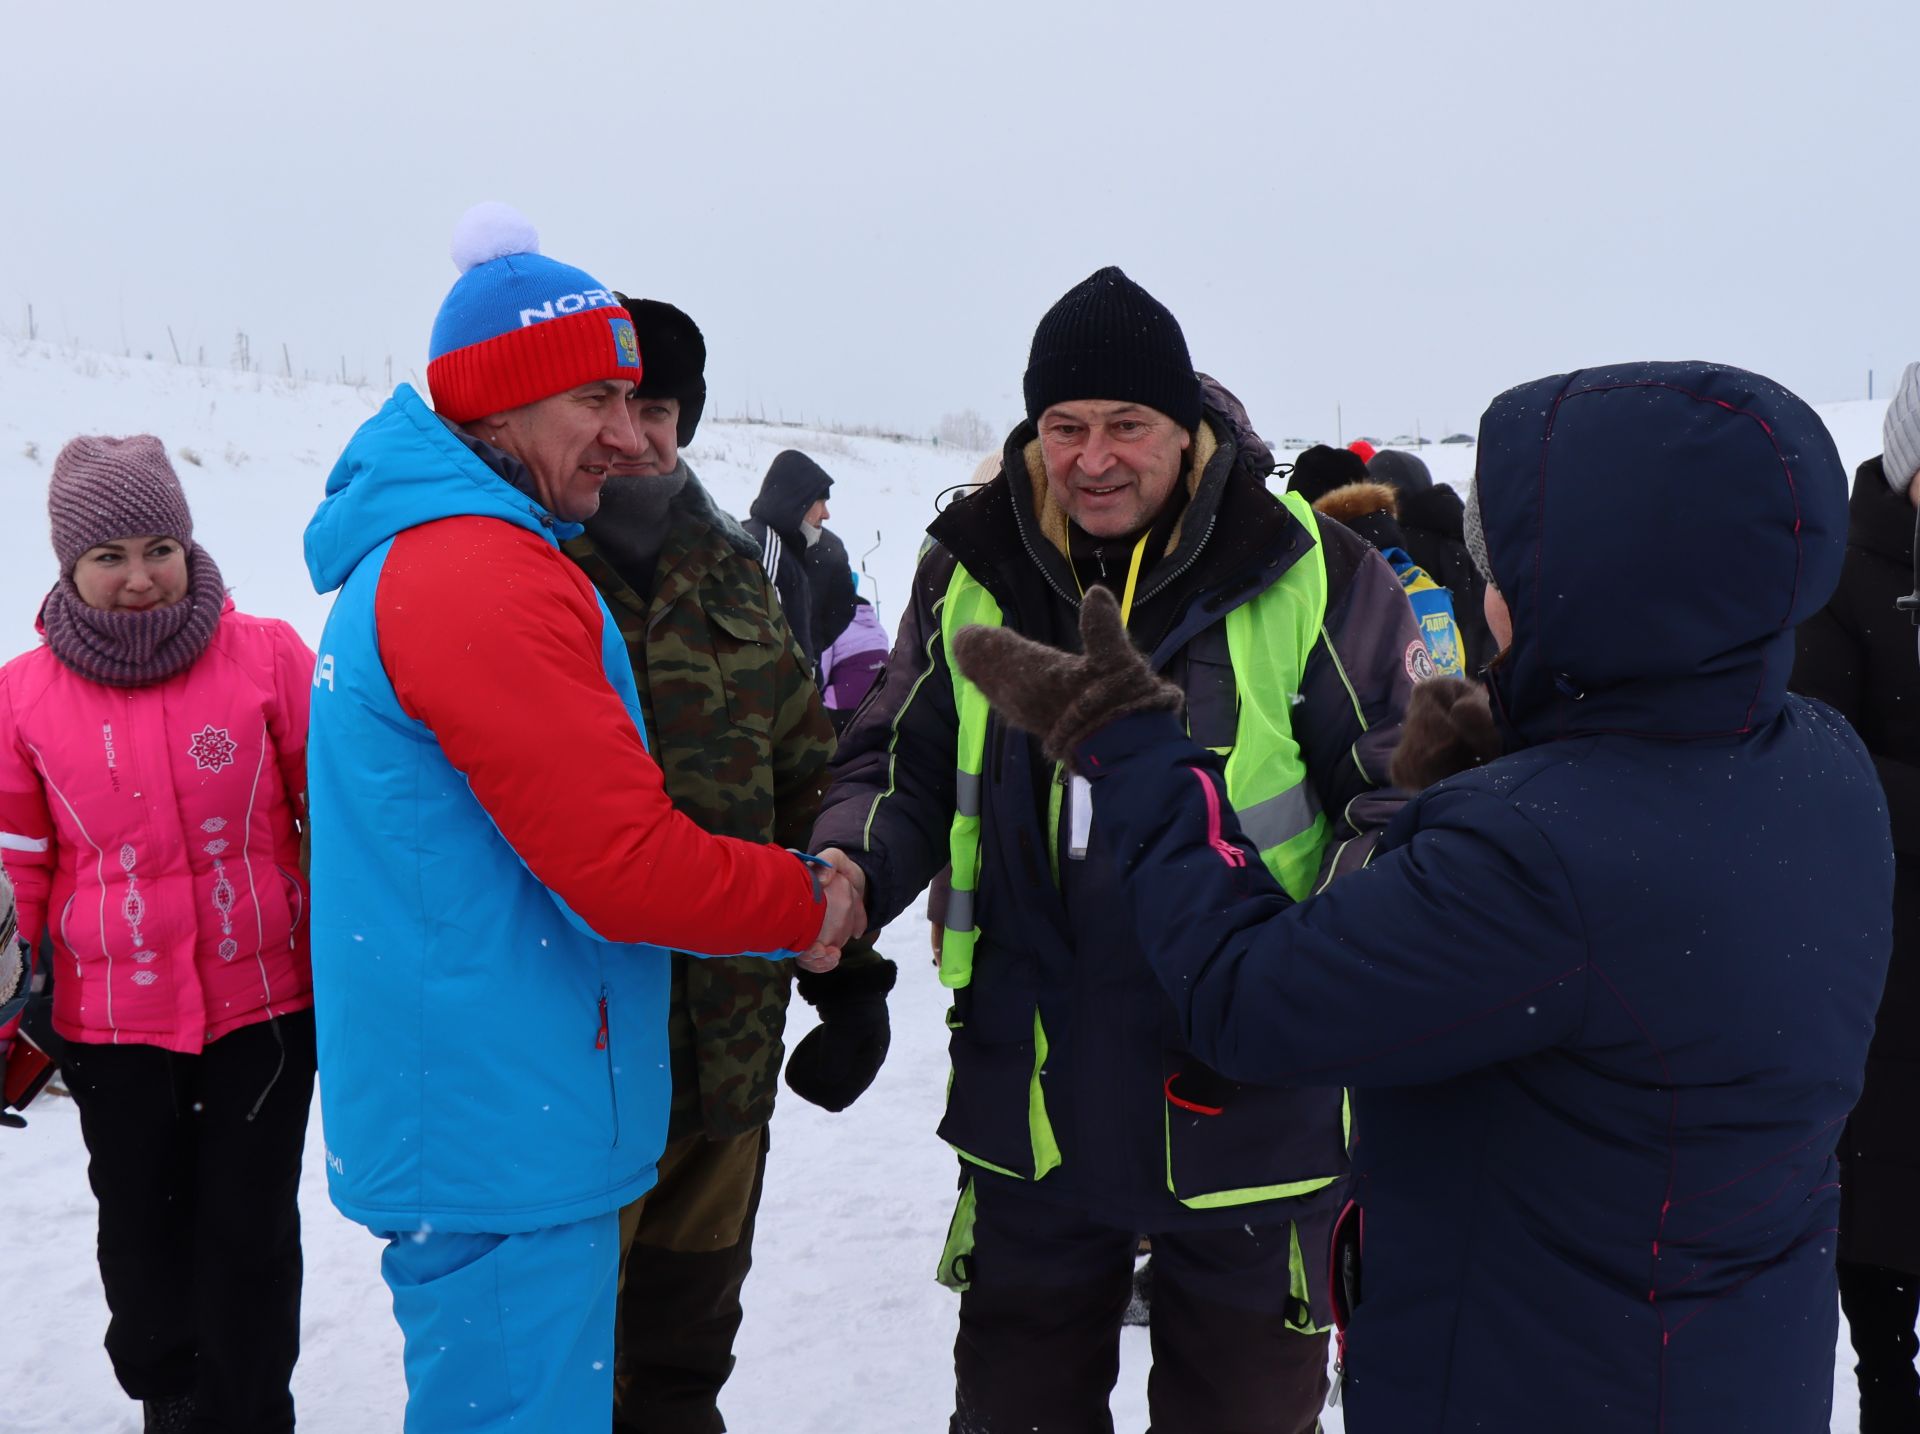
left=744, top=450, right=841, bottom=669
left=1792, top=358, right=1920, bottom=1433
left=1367, top=449, right=1493, bottom=673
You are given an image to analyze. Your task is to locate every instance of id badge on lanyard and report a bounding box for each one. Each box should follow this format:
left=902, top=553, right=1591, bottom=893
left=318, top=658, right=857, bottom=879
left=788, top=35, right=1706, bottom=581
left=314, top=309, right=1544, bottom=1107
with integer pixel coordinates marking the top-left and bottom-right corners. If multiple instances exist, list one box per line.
left=1067, top=774, right=1093, bottom=860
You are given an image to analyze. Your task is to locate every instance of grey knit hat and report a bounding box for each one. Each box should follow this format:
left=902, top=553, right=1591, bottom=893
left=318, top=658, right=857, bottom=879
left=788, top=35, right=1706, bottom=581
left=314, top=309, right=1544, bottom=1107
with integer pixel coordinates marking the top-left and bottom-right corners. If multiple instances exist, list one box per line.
left=48, top=435, right=194, bottom=577
left=1463, top=472, right=1494, bottom=588
left=1885, top=362, right=1920, bottom=494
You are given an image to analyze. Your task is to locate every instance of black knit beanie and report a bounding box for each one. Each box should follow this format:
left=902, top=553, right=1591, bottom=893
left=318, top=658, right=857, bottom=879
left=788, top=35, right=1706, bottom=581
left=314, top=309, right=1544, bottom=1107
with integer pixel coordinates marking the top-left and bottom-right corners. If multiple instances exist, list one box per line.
left=1287, top=444, right=1370, bottom=505
left=1023, top=267, right=1202, bottom=429
left=615, top=293, right=707, bottom=446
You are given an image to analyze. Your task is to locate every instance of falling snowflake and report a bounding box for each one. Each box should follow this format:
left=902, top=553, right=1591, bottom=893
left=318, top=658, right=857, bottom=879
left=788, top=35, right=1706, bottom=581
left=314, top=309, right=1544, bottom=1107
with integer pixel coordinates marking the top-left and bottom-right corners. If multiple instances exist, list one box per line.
left=187, top=724, right=237, bottom=773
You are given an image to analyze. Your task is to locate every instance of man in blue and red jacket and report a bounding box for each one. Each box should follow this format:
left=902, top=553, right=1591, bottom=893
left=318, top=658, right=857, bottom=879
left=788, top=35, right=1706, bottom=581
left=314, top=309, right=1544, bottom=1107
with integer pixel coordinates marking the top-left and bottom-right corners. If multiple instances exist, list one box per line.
left=303, top=204, right=860, bottom=1434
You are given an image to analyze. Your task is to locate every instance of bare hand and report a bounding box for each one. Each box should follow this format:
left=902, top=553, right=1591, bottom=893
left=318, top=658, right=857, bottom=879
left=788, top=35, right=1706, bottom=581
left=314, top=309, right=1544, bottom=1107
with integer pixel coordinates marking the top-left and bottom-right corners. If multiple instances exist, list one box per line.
left=815, top=848, right=869, bottom=905
left=799, top=862, right=867, bottom=973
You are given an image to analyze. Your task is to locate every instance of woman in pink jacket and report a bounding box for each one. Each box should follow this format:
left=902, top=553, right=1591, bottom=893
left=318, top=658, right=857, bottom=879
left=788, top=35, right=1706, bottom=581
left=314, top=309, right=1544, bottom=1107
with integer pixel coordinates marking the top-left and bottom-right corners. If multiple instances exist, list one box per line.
left=0, top=436, right=316, bottom=1434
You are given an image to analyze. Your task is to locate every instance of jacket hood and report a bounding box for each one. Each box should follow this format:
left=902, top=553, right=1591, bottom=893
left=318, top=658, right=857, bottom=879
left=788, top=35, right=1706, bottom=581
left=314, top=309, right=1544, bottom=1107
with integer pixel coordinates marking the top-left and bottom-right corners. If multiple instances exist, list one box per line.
left=1367, top=448, right=1434, bottom=495
left=305, top=384, right=577, bottom=594
left=750, top=449, right=833, bottom=536
left=1477, top=360, right=1848, bottom=744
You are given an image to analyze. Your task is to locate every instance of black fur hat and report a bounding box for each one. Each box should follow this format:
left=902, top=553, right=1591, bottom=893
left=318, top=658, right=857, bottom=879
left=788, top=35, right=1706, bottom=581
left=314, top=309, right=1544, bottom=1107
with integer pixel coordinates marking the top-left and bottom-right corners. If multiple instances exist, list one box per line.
left=615, top=294, right=707, bottom=446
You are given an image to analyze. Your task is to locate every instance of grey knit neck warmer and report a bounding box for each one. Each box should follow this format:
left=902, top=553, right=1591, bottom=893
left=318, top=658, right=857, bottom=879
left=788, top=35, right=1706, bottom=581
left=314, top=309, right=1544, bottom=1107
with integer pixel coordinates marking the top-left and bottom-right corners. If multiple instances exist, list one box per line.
left=1463, top=475, right=1495, bottom=588
left=584, top=464, right=692, bottom=583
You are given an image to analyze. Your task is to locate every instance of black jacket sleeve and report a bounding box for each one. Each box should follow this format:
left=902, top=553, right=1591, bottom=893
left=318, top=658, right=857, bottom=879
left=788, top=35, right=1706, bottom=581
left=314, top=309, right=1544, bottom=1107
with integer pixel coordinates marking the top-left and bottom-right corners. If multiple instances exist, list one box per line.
left=1294, top=516, right=1420, bottom=887
left=810, top=548, right=962, bottom=927
left=1793, top=591, right=1920, bottom=857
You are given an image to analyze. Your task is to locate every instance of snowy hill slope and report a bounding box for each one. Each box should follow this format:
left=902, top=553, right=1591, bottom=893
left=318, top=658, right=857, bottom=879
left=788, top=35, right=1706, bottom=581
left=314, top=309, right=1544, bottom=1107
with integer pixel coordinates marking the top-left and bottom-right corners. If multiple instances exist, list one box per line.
left=0, top=339, right=978, bottom=662
left=0, top=341, right=1890, bottom=1431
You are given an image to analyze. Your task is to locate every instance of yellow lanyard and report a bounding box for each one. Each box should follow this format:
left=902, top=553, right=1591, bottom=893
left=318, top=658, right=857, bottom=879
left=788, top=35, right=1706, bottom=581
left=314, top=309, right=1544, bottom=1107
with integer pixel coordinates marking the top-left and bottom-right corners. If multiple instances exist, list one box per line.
left=1061, top=528, right=1150, bottom=864
left=1070, top=529, right=1153, bottom=627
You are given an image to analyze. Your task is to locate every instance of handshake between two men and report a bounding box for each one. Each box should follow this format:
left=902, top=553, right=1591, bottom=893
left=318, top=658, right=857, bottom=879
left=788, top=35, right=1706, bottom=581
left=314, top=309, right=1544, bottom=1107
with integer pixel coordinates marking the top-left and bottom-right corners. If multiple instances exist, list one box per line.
left=797, top=851, right=869, bottom=974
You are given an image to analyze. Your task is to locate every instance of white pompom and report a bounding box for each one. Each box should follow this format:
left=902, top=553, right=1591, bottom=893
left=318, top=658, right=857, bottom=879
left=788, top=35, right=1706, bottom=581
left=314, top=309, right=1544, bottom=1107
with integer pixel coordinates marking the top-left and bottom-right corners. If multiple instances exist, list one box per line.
left=449, top=202, right=541, bottom=274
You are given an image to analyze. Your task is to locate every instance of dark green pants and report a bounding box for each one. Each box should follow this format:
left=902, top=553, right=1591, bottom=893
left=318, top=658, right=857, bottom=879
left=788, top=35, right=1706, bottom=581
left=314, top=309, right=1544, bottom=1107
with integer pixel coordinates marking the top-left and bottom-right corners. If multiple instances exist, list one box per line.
left=613, top=1126, right=770, bottom=1434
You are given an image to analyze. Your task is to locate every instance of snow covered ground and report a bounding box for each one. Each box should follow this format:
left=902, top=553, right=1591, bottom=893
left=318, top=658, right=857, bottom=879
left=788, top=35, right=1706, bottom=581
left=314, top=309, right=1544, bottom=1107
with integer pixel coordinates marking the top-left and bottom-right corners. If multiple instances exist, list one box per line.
left=0, top=339, right=1893, bottom=1430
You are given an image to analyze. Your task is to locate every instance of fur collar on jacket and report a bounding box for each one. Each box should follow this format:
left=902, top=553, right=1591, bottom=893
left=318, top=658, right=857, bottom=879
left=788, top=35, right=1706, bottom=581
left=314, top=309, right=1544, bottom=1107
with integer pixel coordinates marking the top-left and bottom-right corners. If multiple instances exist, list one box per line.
left=1313, top=481, right=1400, bottom=526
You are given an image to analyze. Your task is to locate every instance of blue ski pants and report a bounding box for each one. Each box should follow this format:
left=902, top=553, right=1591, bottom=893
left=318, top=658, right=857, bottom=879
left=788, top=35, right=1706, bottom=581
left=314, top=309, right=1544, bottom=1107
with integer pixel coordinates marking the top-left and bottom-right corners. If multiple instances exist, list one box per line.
left=378, top=1210, right=619, bottom=1433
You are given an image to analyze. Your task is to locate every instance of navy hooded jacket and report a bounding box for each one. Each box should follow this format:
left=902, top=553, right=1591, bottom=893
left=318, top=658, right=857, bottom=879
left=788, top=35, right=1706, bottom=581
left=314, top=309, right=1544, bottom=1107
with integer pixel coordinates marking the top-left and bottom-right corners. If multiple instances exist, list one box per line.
left=1077, top=362, right=1892, bottom=1431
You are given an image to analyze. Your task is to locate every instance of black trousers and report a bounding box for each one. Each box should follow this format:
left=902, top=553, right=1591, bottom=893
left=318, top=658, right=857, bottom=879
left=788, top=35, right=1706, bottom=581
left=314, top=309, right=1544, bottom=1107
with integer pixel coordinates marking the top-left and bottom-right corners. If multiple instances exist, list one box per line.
left=952, top=1177, right=1329, bottom=1434
left=61, top=1009, right=316, bottom=1434
left=1840, top=1259, right=1920, bottom=1430
left=614, top=1125, right=771, bottom=1434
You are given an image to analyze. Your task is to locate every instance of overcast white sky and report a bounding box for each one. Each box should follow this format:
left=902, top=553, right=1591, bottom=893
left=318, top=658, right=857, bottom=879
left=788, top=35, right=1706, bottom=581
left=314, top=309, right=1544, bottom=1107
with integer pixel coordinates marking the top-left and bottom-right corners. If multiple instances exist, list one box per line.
left=3, top=1, right=1914, bottom=447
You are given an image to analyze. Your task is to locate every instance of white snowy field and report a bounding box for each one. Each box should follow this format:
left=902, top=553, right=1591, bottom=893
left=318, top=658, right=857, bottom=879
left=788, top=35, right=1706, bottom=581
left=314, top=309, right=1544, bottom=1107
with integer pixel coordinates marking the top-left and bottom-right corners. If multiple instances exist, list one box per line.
left=0, top=338, right=1895, bottom=1431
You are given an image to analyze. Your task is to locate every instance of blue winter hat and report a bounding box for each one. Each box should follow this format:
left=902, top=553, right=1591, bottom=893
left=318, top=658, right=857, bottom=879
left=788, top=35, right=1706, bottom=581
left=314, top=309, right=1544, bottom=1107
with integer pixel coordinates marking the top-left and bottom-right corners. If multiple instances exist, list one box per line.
left=425, top=203, right=641, bottom=423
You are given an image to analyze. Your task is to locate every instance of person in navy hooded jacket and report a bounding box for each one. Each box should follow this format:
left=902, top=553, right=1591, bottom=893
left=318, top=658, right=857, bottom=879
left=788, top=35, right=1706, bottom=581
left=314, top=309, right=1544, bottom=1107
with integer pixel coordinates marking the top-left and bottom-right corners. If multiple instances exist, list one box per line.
left=951, top=360, right=1892, bottom=1432
left=303, top=204, right=861, bottom=1434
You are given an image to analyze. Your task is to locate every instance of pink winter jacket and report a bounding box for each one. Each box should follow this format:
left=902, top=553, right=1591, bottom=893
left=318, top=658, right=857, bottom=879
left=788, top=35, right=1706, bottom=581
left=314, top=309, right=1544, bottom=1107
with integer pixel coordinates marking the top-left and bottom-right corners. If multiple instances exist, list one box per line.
left=0, top=600, right=315, bottom=1053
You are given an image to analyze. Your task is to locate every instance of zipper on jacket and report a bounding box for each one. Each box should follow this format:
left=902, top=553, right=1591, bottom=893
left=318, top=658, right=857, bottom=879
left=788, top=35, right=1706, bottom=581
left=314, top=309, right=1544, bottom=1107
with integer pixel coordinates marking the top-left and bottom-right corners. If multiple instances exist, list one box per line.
left=1189, top=767, right=1246, bottom=868
left=598, top=985, right=620, bottom=1148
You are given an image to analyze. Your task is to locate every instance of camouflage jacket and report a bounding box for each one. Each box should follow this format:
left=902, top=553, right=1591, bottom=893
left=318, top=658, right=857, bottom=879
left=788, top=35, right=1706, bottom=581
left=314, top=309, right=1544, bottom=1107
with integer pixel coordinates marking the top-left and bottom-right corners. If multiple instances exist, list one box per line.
left=563, top=466, right=876, bottom=1141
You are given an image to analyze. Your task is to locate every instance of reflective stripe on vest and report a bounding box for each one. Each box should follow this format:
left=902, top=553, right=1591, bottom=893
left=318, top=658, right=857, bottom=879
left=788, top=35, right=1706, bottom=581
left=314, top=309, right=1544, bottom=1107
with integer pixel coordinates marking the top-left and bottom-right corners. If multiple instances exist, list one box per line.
left=936, top=572, right=1002, bottom=990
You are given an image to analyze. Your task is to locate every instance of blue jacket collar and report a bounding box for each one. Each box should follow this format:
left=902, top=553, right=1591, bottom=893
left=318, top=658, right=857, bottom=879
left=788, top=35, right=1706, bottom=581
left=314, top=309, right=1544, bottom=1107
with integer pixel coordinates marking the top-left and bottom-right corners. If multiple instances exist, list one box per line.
left=305, top=384, right=583, bottom=595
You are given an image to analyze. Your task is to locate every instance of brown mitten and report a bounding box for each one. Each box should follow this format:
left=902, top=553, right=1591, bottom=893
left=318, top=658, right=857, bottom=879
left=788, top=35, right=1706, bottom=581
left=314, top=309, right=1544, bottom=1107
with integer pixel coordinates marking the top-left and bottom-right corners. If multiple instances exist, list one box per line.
left=951, top=587, right=1183, bottom=767
left=1390, top=677, right=1503, bottom=791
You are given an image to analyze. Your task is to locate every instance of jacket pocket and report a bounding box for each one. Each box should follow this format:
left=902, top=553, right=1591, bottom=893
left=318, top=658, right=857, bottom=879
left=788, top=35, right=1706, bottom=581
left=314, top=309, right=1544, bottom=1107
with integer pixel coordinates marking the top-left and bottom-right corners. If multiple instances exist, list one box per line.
left=937, top=980, right=1060, bottom=1181
left=1163, top=1056, right=1349, bottom=1209
left=705, top=605, right=778, bottom=737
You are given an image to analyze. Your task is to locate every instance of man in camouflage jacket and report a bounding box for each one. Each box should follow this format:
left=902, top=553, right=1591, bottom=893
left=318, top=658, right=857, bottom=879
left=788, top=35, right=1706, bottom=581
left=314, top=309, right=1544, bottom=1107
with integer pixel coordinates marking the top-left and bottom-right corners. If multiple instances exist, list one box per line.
left=564, top=297, right=896, bottom=1434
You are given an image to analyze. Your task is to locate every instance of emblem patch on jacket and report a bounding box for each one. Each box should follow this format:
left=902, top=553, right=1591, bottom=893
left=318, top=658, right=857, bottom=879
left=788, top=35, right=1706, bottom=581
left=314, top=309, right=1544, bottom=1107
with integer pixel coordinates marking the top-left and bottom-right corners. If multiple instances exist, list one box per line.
left=187, top=724, right=237, bottom=773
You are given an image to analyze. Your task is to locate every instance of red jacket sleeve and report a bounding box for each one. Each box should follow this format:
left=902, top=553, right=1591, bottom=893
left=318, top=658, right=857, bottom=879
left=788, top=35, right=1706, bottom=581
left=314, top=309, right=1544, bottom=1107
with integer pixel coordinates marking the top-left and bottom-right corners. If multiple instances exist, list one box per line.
left=375, top=516, right=822, bottom=954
